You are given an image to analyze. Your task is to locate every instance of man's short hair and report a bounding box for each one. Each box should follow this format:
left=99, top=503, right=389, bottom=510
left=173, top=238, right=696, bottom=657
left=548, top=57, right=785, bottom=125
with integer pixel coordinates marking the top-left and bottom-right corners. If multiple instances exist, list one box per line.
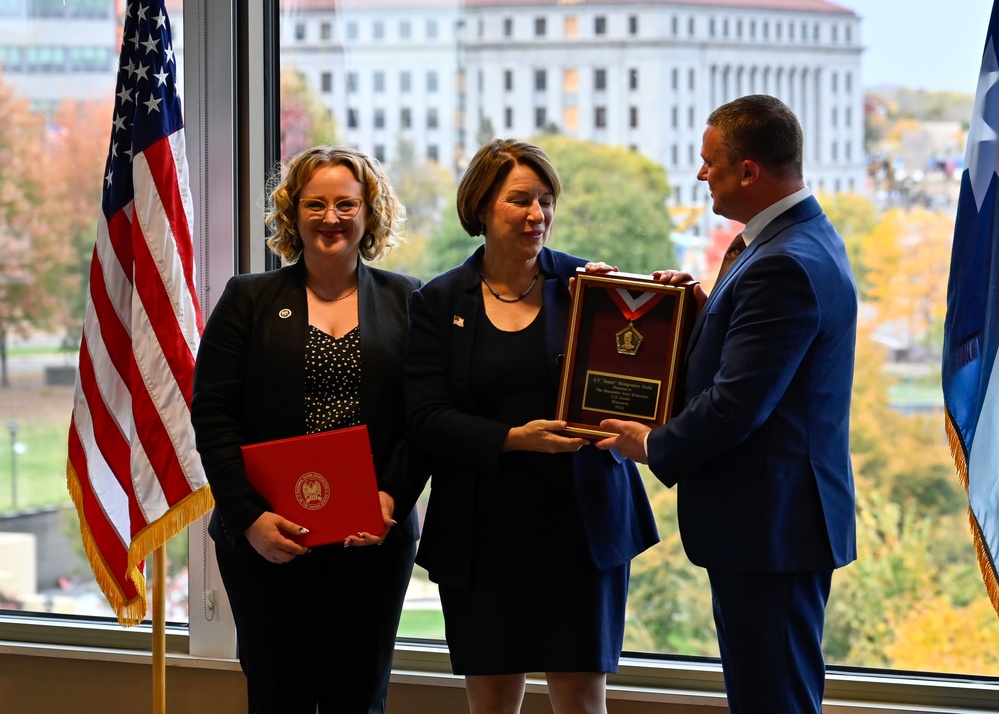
left=707, top=95, right=803, bottom=180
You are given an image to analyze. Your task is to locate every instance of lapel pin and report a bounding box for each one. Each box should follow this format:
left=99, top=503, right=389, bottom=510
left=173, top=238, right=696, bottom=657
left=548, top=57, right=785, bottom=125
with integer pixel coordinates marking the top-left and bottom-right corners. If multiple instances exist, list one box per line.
left=453, top=315, right=464, bottom=327
left=279, top=309, right=292, bottom=319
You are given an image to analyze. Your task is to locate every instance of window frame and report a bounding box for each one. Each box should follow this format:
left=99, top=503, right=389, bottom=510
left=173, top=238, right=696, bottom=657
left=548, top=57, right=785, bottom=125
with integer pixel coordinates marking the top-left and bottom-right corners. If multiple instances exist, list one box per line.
left=3, top=2, right=999, bottom=711
left=594, top=67, right=607, bottom=91
left=594, top=105, right=607, bottom=128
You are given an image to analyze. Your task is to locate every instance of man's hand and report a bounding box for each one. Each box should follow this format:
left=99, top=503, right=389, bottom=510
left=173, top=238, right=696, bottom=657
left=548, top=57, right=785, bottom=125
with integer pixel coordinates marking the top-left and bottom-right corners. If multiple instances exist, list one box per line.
left=594, top=419, right=652, bottom=464
left=653, top=269, right=707, bottom=311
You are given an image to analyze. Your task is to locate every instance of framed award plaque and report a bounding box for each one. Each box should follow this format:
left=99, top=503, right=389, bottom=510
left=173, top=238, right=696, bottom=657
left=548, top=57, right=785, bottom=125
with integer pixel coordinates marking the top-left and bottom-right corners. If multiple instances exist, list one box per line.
left=556, top=269, right=698, bottom=439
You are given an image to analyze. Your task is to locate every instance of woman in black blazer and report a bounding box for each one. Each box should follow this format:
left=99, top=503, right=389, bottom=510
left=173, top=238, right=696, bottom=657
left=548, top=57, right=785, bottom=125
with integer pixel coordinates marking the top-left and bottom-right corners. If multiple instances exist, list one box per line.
left=406, top=139, right=659, bottom=713
left=192, top=146, right=426, bottom=714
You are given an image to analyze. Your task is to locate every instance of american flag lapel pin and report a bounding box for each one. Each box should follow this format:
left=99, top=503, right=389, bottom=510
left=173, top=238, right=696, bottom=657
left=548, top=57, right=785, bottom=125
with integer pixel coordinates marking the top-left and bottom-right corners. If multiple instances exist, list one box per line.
left=453, top=315, right=464, bottom=327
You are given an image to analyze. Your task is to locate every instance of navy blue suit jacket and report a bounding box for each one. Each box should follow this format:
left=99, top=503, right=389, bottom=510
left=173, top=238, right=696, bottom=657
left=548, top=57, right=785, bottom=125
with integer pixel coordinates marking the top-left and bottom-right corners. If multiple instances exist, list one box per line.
left=647, top=195, right=857, bottom=573
left=406, top=246, right=660, bottom=587
left=192, top=260, right=428, bottom=551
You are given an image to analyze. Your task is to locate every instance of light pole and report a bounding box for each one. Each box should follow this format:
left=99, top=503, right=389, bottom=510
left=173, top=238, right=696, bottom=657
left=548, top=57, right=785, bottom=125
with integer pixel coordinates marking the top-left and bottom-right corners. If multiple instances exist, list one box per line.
left=6, top=419, right=17, bottom=510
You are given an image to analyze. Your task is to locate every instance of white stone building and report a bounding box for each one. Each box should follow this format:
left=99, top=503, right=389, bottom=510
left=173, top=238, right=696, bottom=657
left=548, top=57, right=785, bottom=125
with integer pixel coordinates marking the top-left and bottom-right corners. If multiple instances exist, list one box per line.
left=0, top=0, right=186, bottom=111
left=0, top=0, right=121, bottom=112
left=284, top=0, right=864, bottom=236
left=281, top=0, right=465, bottom=169
left=4, top=0, right=863, bottom=235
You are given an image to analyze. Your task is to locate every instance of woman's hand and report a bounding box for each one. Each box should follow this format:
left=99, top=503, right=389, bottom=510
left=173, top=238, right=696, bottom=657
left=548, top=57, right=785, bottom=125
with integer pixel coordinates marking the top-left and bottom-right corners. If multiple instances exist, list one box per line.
left=570, top=262, right=620, bottom=296
left=583, top=261, right=619, bottom=274
left=344, top=491, right=397, bottom=547
left=503, top=419, right=589, bottom=453
left=244, top=511, right=311, bottom=563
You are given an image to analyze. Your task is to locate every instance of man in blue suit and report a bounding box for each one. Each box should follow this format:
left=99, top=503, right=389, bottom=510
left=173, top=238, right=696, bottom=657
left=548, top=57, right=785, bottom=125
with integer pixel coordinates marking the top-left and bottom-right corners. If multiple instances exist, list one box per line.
left=597, top=94, right=857, bottom=714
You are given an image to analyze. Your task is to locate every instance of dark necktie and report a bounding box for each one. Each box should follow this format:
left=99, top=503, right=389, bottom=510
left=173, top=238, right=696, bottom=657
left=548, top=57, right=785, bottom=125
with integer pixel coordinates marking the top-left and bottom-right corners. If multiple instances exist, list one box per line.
left=716, top=233, right=746, bottom=283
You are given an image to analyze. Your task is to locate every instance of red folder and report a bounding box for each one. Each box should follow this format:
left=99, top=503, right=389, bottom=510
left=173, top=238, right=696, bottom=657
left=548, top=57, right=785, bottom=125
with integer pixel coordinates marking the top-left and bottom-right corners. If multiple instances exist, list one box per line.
left=240, top=425, right=385, bottom=547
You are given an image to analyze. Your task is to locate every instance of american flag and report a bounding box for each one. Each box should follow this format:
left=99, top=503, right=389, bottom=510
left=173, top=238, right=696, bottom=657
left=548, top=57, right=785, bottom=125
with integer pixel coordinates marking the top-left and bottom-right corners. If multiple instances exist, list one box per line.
left=942, top=0, right=999, bottom=617
left=66, top=0, right=213, bottom=627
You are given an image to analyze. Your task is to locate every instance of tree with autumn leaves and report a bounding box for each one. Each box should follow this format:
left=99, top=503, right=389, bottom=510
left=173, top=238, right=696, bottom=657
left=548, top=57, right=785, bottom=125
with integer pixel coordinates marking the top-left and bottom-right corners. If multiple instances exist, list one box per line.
left=419, top=136, right=677, bottom=279
left=626, top=191, right=999, bottom=673
left=1, top=57, right=994, bottom=669
left=823, top=194, right=996, bottom=673
left=374, top=138, right=456, bottom=280
left=279, top=65, right=338, bottom=159
left=0, top=70, right=107, bottom=386
left=532, top=134, right=676, bottom=273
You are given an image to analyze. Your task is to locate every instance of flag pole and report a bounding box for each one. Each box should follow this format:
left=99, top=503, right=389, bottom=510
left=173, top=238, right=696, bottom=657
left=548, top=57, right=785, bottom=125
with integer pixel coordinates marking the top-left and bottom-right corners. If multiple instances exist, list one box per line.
left=153, top=547, right=166, bottom=714
left=66, top=0, right=212, bottom=635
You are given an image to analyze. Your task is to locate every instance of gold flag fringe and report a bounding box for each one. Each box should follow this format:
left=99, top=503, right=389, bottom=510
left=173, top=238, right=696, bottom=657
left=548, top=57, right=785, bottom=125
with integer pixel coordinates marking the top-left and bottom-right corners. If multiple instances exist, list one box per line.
left=66, top=459, right=214, bottom=627
left=945, top=407, right=999, bottom=619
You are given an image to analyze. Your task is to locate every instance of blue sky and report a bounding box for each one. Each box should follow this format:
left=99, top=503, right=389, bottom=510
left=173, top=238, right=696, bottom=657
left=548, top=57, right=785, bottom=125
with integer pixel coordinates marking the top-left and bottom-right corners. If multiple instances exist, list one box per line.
left=845, top=0, right=994, bottom=94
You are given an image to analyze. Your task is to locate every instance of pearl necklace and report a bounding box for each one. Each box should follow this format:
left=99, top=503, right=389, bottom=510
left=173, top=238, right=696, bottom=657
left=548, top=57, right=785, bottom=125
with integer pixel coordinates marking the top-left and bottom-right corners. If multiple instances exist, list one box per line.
left=479, top=269, right=540, bottom=303
left=307, top=283, right=358, bottom=303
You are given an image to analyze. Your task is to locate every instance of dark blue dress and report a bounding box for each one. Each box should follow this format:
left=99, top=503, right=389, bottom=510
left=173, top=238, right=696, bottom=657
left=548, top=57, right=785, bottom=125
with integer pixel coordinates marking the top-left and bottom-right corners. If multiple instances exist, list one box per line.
left=437, top=302, right=628, bottom=675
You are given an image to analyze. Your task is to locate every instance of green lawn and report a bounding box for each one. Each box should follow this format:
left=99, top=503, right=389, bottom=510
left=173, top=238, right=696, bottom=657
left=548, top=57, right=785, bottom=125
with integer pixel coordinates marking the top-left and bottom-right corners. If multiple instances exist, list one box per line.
left=0, top=412, right=74, bottom=513
left=8, top=346, right=75, bottom=358
left=397, top=607, right=446, bottom=640
left=4, top=369, right=448, bottom=641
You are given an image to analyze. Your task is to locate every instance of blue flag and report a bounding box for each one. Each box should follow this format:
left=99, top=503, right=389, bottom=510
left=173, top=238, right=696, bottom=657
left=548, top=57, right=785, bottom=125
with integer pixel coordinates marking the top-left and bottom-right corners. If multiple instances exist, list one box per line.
left=942, top=0, right=999, bottom=615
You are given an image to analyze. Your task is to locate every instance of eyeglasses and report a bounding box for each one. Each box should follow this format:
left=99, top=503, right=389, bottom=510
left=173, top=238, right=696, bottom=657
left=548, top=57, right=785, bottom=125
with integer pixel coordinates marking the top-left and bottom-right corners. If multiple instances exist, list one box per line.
left=298, top=197, right=364, bottom=220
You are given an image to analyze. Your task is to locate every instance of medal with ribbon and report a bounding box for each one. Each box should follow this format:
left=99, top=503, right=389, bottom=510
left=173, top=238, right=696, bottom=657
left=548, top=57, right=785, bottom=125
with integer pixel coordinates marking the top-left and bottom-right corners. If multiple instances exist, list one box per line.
left=606, top=287, right=666, bottom=356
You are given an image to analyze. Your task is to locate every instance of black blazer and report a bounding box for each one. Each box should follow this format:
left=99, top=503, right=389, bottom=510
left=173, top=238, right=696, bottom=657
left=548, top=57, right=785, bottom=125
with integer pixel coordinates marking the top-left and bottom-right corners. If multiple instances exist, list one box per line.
left=192, top=259, right=427, bottom=551
left=406, top=246, right=660, bottom=587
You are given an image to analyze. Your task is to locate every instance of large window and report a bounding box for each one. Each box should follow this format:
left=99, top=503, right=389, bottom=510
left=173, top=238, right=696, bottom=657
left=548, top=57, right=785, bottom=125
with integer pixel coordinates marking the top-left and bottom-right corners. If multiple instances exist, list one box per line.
left=272, top=0, right=999, bottom=687
left=2, top=1, right=998, bottom=710
left=0, top=0, right=190, bottom=626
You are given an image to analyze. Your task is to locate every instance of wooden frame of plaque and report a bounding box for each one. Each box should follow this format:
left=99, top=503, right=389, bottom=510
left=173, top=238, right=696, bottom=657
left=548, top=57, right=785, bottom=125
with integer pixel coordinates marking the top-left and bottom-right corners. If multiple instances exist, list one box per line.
left=556, top=269, right=698, bottom=439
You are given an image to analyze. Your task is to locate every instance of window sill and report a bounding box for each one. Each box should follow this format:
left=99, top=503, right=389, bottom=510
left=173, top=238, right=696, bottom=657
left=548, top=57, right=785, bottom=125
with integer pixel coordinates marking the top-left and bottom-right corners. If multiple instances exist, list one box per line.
left=0, top=627, right=996, bottom=712
left=392, top=641, right=999, bottom=713
left=0, top=639, right=240, bottom=672
left=0, top=615, right=189, bottom=652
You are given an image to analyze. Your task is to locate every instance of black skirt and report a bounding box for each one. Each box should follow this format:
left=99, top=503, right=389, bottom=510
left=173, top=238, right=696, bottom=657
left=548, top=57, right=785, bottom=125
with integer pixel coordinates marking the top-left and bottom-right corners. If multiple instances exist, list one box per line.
left=438, top=450, right=630, bottom=675
left=438, top=302, right=631, bottom=675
